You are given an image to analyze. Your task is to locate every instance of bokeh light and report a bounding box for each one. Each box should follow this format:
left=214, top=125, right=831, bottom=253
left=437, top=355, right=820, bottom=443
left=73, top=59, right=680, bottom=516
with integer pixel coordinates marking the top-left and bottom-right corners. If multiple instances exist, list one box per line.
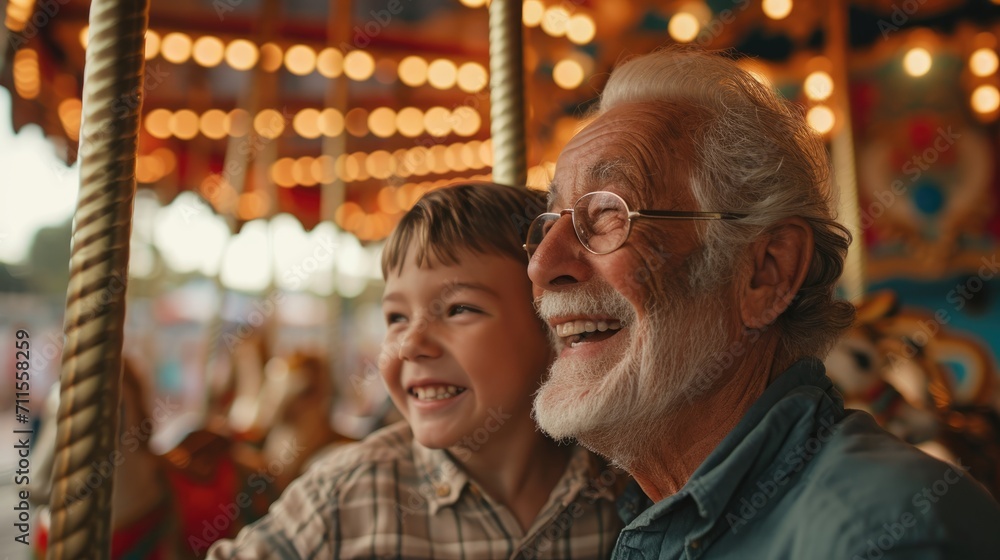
left=192, top=36, right=225, bottom=67
left=972, top=84, right=1000, bottom=113
left=970, top=48, right=999, bottom=77
left=553, top=59, right=585, bottom=89
left=806, top=105, right=835, bottom=134
left=762, top=0, right=793, bottom=20
left=161, top=32, right=193, bottom=64
left=668, top=12, right=699, bottom=43
left=225, top=39, right=259, bottom=70
left=804, top=71, right=834, bottom=101
left=903, top=47, right=933, bottom=77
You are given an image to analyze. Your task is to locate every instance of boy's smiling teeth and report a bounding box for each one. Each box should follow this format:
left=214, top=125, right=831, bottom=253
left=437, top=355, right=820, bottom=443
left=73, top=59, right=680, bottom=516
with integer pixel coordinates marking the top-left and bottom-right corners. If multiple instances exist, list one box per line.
left=411, top=385, right=466, bottom=401
left=555, top=319, right=623, bottom=338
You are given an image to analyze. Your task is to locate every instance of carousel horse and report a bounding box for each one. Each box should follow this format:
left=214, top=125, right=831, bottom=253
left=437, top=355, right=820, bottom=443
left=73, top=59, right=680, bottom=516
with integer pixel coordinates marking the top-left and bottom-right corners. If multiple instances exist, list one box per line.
left=32, top=360, right=180, bottom=558
left=255, top=352, right=353, bottom=491
left=825, top=291, right=1000, bottom=498
left=31, top=358, right=279, bottom=559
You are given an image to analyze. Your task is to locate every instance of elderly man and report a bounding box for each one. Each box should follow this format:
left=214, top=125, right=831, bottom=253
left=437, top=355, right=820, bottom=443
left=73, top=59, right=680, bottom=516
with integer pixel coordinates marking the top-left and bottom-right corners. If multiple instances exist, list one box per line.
left=525, top=48, right=1000, bottom=559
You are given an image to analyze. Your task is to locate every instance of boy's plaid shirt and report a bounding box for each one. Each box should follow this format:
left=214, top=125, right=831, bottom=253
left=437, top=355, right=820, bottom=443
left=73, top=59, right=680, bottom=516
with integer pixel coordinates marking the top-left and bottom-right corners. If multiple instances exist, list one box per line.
left=208, top=421, right=625, bottom=559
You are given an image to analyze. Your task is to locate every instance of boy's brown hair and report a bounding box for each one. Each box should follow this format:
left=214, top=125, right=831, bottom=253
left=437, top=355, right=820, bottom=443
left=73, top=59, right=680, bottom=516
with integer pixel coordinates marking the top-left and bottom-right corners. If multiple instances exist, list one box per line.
left=381, top=181, right=546, bottom=277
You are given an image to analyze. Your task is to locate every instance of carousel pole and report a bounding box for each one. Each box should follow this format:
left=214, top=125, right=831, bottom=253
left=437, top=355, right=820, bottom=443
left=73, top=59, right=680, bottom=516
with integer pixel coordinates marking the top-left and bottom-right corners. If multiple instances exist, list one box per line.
left=320, top=0, right=352, bottom=370
left=47, top=0, right=149, bottom=558
left=828, top=0, right=866, bottom=302
left=202, top=0, right=280, bottom=393
left=488, top=0, right=527, bottom=186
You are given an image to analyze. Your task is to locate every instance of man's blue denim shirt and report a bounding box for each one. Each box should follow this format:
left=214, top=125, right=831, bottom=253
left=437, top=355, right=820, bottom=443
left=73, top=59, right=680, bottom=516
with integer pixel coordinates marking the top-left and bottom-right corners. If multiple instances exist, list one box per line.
left=613, top=358, right=1000, bottom=559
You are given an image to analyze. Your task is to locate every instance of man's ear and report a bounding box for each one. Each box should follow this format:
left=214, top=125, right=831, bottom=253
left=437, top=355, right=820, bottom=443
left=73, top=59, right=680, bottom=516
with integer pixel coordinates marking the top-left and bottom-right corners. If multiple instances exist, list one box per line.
left=739, top=217, right=814, bottom=330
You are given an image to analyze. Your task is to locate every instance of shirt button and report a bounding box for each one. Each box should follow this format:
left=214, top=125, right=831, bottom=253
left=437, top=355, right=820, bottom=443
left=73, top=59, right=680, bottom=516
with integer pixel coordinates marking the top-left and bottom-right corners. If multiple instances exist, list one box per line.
left=436, top=484, right=450, bottom=497
left=689, top=539, right=700, bottom=549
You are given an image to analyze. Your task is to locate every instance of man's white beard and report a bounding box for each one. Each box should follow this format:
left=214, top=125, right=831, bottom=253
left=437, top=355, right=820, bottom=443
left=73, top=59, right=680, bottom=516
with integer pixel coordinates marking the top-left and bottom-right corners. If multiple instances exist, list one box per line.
left=533, top=278, right=731, bottom=469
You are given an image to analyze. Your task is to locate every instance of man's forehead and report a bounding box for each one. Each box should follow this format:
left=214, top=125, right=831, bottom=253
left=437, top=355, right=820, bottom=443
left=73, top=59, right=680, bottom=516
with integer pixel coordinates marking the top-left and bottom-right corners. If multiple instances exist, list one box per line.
left=546, top=102, right=693, bottom=209
left=547, top=156, right=639, bottom=207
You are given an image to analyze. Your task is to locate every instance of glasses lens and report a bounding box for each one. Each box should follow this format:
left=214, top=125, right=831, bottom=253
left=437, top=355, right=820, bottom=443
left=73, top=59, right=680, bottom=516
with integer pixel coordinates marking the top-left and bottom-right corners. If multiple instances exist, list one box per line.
left=575, top=192, right=629, bottom=254
left=525, top=213, right=560, bottom=257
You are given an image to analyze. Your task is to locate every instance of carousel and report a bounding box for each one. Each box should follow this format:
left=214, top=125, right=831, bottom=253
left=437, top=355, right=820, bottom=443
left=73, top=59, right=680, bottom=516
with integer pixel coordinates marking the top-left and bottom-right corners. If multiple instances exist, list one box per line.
left=1, top=0, right=1000, bottom=558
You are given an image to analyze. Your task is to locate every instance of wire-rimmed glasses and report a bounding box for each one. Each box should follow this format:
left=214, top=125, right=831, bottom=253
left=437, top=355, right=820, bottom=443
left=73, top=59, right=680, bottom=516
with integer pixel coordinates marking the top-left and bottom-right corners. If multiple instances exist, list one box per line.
left=523, top=191, right=747, bottom=258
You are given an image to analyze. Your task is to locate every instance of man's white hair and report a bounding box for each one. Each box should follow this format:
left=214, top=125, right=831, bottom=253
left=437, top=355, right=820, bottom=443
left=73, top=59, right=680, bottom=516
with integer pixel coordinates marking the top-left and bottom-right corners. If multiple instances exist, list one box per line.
left=596, top=47, right=855, bottom=359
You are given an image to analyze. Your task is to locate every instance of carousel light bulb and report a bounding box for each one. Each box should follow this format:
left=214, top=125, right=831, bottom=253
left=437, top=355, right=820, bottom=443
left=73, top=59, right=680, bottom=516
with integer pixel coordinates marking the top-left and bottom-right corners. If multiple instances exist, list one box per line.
left=396, top=107, right=425, bottom=138
left=225, top=39, right=258, bottom=70
left=285, top=44, right=317, bottom=76
left=58, top=98, right=82, bottom=140
left=345, top=107, right=370, bottom=137
left=972, top=84, right=1000, bottom=114
left=225, top=108, right=251, bottom=136
left=171, top=109, right=199, bottom=140
left=567, top=14, right=597, bottom=45
left=79, top=26, right=89, bottom=49
left=367, top=150, right=393, bottom=179
left=451, top=106, right=481, bottom=137
left=423, top=106, right=452, bottom=137
left=199, top=109, right=228, bottom=139
left=145, top=108, right=173, bottom=139
left=254, top=109, right=285, bottom=139
left=398, top=56, right=429, bottom=87
left=541, top=7, right=570, bottom=37
left=314, top=155, right=336, bottom=184
left=319, top=108, right=345, bottom=136
left=368, top=107, right=398, bottom=138
left=903, top=48, right=932, bottom=77
left=259, top=43, right=283, bottom=72
left=153, top=147, right=177, bottom=175
left=762, top=0, right=793, bottom=20
left=12, top=48, right=39, bottom=99
left=293, top=108, right=322, bottom=139
left=523, top=0, right=545, bottom=27
left=970, top=48, right=999, bottom=77
left=804, top=71, right=834, bottom=101
left=427, top=59, right=458, bottom=90
left=457, top=62, right=488, bottom=93
left=553, top=59, right=585, bottom=89
left=5, top=0, right=32, bottom=32
left=192, top=36, right=225, bottom=67
left=806, top=105, right=835, bottom=134
left=374, top=58, right=397, bottom=84
left=271, top=158, right=296, bottom=188
left=344, top=50, right=375, bottom=81
left=161, top=32, right=193, bottom=64
left=317, top=48, right=344, bottom=78
left=292, top=157, right=318, bottom=187
left=668, top=12, right=700, bottom=43
left=145, top=30, right=161, bottom=60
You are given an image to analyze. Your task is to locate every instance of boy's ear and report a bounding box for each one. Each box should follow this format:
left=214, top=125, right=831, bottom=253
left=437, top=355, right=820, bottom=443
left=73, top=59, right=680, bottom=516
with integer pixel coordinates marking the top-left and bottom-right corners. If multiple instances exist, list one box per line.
left=739, top=217, right=813, bottom=329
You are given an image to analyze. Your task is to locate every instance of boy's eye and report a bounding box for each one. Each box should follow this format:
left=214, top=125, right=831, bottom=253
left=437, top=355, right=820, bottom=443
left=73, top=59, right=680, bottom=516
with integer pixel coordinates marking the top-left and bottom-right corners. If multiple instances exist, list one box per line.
left=448, top=304, right=479, bottom=317
left=386, top=313, right=406, bottom=325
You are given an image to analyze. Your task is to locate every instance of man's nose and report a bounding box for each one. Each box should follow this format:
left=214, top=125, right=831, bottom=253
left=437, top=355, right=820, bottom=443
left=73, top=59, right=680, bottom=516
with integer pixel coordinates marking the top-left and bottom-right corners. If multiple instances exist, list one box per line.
left=527, top=214, right=592, bottom=291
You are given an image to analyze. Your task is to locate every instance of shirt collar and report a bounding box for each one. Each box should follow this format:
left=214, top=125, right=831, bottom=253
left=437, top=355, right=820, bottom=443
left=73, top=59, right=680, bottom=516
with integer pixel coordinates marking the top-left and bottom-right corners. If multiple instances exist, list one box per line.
left=619, top=358, right=845, bottom=531
left=412, top=440, right=620, bottom=517
left=685, top=357, right=843, bottom=523
left=411, top=441, right=471, bottom=515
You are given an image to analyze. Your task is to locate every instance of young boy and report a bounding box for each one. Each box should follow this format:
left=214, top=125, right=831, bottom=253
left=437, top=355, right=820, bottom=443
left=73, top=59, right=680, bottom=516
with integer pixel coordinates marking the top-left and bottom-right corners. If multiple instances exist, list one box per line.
left=208, top=182, right=623, bottom=559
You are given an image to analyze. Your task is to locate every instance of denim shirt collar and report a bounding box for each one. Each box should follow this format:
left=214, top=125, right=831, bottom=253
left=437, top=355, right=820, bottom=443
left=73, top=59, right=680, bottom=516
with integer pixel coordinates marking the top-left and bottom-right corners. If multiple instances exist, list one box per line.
left=617, top=357, right=845, bottom=538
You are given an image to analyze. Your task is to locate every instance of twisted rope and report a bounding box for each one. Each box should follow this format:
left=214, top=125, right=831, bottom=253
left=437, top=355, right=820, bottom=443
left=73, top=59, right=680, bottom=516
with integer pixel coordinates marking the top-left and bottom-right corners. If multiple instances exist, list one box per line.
left=488, top=0, right=527, bottom=186
left=47, top=0, right=149, bottom=558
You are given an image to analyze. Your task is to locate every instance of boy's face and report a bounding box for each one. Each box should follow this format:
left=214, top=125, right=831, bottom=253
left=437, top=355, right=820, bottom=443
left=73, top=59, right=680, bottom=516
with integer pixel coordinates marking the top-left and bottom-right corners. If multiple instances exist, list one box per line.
left=380, top=248, right=552, bottom=452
